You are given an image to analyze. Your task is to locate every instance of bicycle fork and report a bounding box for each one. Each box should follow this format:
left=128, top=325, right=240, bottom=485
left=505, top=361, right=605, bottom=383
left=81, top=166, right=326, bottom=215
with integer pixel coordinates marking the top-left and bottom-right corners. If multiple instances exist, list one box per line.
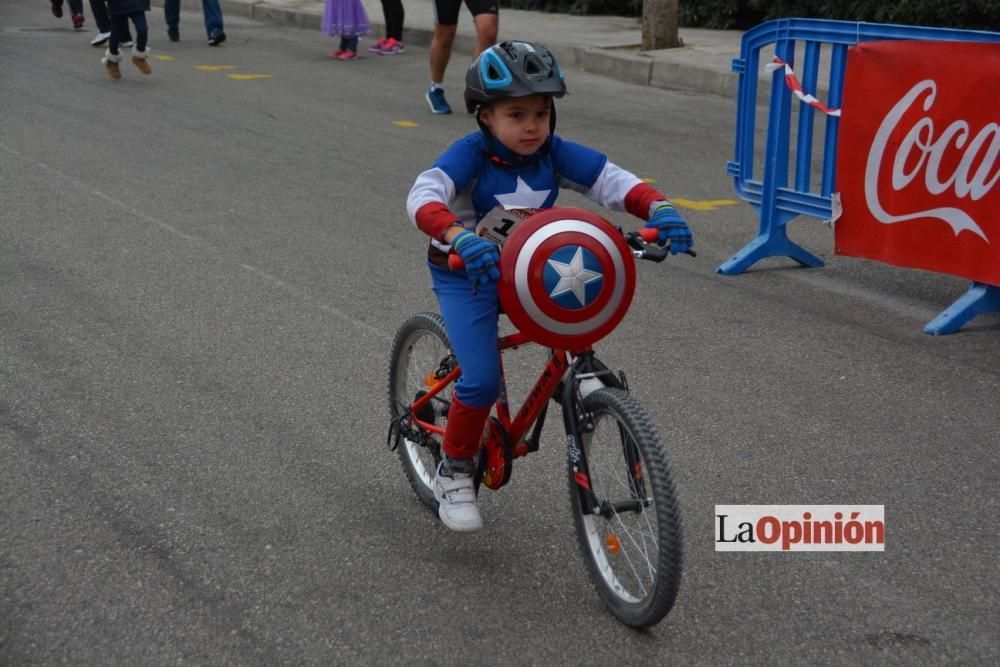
left=562, top=354, right=648, bottom=518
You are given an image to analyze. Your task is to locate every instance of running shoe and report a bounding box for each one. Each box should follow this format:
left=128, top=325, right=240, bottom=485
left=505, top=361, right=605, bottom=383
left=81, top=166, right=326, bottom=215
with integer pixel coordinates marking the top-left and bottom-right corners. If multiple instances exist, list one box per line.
left=425, top=86, right=452, bottom=114
left=367, top=36, right=387, bottom=53
left=433, top=457, right=482, bottom=532
left=377, top=37, right=405, bottom=55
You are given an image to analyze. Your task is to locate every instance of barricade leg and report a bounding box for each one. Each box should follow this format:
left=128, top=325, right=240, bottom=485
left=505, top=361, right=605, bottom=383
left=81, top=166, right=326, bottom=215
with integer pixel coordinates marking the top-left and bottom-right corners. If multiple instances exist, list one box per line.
left=717, top=212, right=824, bottom=275
left=924, top=282, right=1000, bottom=335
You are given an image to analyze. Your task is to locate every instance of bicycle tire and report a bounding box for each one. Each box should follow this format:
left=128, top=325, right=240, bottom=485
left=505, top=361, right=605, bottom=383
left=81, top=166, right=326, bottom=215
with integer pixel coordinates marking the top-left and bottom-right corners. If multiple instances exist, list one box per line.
left=387, top=312, right=453, bottom=512
left=567, top=387, right=682, bottom=628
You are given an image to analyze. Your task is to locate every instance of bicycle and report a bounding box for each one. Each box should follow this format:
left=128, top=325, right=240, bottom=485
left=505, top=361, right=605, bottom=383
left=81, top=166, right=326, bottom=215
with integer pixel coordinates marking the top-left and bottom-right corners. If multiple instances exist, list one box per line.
left=386, top=207, right=687, bottom=628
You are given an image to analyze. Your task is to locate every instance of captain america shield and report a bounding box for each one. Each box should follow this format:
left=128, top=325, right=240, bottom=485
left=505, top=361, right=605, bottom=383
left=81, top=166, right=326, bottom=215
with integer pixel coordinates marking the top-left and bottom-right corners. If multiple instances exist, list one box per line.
left=498, top=207, right=636, bottom=350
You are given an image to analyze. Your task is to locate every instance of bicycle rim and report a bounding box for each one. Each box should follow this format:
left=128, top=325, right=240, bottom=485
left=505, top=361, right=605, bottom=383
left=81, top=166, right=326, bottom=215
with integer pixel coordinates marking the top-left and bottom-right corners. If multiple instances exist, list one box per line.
left=388, top=313, right=453, bottom=507
left=570, top=388, right=682, bottom=627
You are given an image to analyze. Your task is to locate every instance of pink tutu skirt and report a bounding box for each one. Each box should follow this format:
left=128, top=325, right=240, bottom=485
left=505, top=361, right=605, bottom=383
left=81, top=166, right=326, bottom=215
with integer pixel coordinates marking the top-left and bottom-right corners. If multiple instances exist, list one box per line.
left=322, top=0, right=370, bottom=38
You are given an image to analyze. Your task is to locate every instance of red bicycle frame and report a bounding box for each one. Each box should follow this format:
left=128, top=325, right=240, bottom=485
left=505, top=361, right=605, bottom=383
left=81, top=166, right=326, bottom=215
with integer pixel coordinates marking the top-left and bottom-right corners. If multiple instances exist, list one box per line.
left=406, top=330, right=584, bottom=459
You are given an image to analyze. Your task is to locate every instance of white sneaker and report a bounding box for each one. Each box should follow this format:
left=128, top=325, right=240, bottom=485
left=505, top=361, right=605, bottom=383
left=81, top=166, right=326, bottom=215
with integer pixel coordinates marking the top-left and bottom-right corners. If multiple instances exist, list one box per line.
left=434, top=458, right=482, bottom=532
left=91, top=31, right=110, bottom=46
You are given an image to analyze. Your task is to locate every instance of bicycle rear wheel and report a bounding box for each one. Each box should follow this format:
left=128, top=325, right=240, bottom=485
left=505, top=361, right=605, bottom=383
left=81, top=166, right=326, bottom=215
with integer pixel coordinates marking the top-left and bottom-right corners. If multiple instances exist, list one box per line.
left=387, top=312, right=454, bottom=511
left=568, top=387, right=682, bottom=628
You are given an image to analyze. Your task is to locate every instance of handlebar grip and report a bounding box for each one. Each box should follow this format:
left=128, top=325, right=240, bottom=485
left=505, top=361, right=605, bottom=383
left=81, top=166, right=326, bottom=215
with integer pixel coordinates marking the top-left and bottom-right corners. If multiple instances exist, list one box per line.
left=448, top=253, right=465, bottom=271
left=639, top=228, right=660, bottom=243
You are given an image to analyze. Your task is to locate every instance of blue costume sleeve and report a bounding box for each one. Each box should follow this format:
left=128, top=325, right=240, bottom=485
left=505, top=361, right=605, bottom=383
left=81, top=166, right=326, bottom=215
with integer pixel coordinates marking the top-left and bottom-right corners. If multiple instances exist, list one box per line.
left=549, top=135, right=608, bottom=192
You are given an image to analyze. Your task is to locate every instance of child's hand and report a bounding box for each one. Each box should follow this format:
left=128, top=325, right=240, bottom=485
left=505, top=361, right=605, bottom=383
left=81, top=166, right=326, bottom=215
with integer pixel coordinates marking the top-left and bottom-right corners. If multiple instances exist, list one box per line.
left=644, top=203, right=693, bottom=254
left=452, top=230, right=501, bottom=288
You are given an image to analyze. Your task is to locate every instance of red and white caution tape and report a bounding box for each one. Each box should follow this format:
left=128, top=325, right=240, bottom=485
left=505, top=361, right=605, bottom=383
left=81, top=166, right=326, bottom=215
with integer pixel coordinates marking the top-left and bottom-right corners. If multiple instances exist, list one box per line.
left=765, top=56, right=841, bottom=117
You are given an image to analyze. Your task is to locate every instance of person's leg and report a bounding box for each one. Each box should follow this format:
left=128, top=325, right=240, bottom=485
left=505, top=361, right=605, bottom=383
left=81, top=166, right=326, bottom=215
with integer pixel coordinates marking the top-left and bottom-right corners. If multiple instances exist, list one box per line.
left=429, top=264, right=498, bottom=532
left=201, top=0, right=224, bottom=40
left=471, top=13, right=497, bottom=56
left=429, top=23, right=457, bottom=84
left=132, top=12, right=148, bottom=51
left=163, top=0, right=179, bottom=32
left=51, top=0, right=64, bottom=19
left=130, top=12, right=151, bottom=73
left=384, top=0, right=403, bottom=41
left=108, top=14, right=126, bottom=55
left=430, top=265, right=501, bottom=459
left=88, top=0, right=110, bottom=33
left=103, top=13, right=126, bottom=79
left=68, top=0, right=85, bottom=28
left=466, top=0, right=498, bottom=56
left=343, top=35, right=358, bottom=53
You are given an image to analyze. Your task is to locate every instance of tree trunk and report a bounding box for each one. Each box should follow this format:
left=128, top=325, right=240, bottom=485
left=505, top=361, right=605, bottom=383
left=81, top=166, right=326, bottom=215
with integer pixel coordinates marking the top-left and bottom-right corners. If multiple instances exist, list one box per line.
left=642, top=0, right=682, bottom=50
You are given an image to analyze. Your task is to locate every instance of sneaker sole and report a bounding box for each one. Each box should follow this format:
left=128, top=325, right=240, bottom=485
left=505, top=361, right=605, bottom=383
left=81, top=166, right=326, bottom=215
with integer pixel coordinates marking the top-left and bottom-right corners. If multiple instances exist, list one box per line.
left=425, top=91, right=452, bottom=114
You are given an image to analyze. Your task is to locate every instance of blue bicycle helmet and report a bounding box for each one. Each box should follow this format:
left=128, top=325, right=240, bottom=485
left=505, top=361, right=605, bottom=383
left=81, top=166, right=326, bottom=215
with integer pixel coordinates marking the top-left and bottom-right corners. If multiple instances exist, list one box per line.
left=464, top=41, right=567, bottom=113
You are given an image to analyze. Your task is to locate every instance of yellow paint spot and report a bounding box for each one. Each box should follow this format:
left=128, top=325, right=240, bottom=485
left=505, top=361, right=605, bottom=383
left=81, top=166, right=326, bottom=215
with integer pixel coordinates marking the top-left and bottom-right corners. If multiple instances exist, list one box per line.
left=153, top=55, right=175, bottom=61
left=194, top=65, right=238, bottom=71
left=671, top=198, right=740, bottom=212
left=393, top=120, right=419, bottom=128
left=641, top=177, right=657, bottom=183
left=226, top=74, right=272, bottom=80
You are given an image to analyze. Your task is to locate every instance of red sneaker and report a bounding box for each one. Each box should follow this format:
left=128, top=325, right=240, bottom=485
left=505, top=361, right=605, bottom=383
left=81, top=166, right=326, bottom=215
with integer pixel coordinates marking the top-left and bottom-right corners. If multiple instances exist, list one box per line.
left=367, top=37, right=387, bottom=53
left=377, top=38, right=405, bottom=55
left=328, top=48, right=345, bottom=58
left=72, top=12, right=84, bottom=29
left=337, top=49, right=357, bottom=61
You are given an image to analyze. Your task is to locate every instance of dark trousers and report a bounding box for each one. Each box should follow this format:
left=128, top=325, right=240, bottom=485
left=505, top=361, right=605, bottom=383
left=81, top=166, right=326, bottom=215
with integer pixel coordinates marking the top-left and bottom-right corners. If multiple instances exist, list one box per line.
left=52, top=0, right=84, bottom=15
left=109, top=11, right=148, bottom=54
left=380, top=0, right=404, bottom=40
left=88, top=0, right=130, bottom=38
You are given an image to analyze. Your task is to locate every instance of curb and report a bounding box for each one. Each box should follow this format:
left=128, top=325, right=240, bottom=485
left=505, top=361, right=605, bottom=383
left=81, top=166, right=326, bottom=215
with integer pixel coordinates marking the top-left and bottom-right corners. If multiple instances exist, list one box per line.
left=151, top=0, right=740, bottom=99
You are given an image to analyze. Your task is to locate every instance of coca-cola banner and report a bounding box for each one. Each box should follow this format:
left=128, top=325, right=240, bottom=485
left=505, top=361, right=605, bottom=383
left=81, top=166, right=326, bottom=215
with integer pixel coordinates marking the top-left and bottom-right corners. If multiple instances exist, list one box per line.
left=834, top=40, right=1000, bottom=286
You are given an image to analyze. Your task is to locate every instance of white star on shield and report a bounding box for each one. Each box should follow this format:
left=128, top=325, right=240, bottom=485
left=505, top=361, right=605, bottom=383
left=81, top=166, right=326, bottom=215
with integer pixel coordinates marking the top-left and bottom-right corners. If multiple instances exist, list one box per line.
left=494, top=176, right=551, bottom=210
left=547, top=247, right=602, bottom=307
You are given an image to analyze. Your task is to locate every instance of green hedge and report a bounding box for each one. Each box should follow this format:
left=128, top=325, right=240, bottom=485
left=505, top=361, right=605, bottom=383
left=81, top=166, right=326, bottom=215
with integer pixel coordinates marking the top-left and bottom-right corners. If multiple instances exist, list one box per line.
left=499, top=0, right=1000, bottom=30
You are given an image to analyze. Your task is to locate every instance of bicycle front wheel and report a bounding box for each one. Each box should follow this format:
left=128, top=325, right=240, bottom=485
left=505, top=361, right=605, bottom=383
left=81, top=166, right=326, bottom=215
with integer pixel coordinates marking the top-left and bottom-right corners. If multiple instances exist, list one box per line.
left=568, top=387, right=682, bottom=628
left=387, top=312, right=453, bottom=512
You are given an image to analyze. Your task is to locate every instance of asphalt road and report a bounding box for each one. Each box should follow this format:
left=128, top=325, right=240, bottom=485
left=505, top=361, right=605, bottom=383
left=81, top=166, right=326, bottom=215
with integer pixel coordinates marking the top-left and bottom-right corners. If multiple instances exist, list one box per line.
left=2, top=0, right=999, bottom=664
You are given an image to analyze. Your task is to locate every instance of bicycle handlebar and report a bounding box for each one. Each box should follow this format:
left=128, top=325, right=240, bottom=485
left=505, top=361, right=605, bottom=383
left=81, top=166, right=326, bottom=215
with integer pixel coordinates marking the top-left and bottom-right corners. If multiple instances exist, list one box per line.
left=447, top=227, right=694, bottom=271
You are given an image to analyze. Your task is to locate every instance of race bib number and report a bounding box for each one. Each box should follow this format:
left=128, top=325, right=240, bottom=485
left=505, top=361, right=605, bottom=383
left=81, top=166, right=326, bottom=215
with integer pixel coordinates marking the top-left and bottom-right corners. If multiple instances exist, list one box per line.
left=475, top=207, right=540, bottom=245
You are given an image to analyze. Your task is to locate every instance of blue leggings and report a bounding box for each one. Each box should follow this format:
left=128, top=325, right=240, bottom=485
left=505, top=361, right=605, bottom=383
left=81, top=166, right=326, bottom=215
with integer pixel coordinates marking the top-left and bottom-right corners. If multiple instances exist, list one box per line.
left=429, top=263, right=500, bottom=409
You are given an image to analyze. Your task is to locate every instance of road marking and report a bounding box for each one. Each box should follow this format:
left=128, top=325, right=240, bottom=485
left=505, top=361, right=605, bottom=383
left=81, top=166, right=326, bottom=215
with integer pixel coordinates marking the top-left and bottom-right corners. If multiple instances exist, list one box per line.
left=641, top=177, right=657, bottom=183
left=153, top=55, right=175, bottom=61
left=194, top=65, right=238, bottom=71
left=671, top=198, right=739, bottom=212
left=227, top=74, right=272, bottom=80
left=393, top=120, right=419, bottom=128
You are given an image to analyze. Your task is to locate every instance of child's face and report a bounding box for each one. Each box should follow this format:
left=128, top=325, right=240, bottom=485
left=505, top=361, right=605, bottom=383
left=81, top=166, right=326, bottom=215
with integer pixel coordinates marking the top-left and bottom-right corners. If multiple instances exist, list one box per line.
left=479, top=94, right=552, bottom=157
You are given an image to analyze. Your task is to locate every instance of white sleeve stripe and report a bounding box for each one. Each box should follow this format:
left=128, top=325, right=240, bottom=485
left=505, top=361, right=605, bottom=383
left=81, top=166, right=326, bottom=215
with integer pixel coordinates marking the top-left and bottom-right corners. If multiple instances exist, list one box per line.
left=582, top=161, right=642, bottom=212
left=406, top=167, right=457, bottom=227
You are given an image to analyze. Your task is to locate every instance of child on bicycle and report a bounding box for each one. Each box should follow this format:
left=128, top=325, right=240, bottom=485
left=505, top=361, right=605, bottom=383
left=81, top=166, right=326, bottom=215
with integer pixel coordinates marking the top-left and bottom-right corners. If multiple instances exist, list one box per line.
left=406, top=40, right=693, bottom=532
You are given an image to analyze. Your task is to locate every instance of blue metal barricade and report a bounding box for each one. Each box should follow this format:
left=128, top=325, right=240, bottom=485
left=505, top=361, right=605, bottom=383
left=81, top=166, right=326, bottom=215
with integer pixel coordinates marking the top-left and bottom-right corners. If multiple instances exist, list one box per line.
left=719, top=19, right=1000, bottom=334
